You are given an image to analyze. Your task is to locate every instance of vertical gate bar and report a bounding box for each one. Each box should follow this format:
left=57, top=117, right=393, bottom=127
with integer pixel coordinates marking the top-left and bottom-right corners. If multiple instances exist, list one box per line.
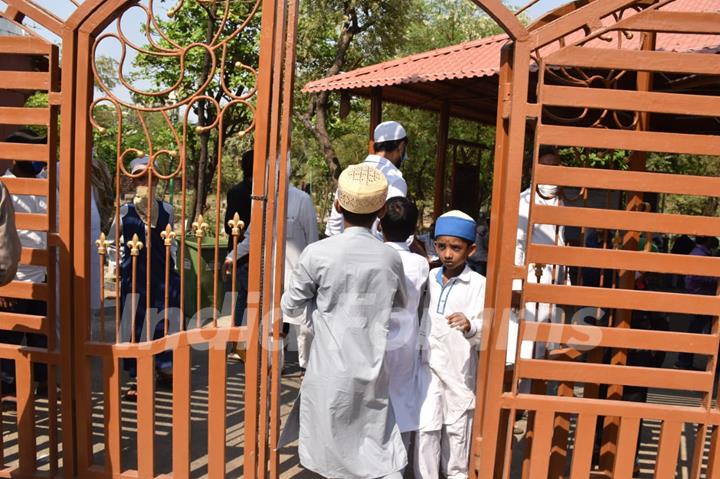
left=654, top=420, right=683, bottom=479
left=528, top=410, right=554, bottom=479
left=103, top=355, right=121, bottom=476
left=136, top=354, right=155, bottom=478
left=707, top=426, right=720, bottom=479
left=612, top=417, right=641, bottom=478
left=472, top=42, right=514, bottom=479
left=691, top=424, right=709, bottom=479
left=258, top=0, right=289, bottom=475
left=600, top=31, right=656, bottom=474
left=549, top=380, right=573, bottom=478
left=58, top=22, right=77, bottom=479
left=47, top=42, right=60, bottom=475
left=207, top=344, right=228, bottom=478
left=246, top=0, right=281, bottom=477
left=477, top=40, right=532, bottom=477
left=73, top=14, right=100, bottom=473
left=62, top=3, right=123, bottom=477
left=569, top=414, right=597, bottom=479
left=172, top=345, right=191, bottom=479
left=16, top=357, right=36, bottom=476
left=270, top=0, right=300, bottom=476
left=699, top=309, right=720, bottom=478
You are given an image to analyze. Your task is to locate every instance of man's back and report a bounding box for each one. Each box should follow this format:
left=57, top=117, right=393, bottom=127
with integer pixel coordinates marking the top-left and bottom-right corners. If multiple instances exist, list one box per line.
left=281, top=226, right=409, bottom=477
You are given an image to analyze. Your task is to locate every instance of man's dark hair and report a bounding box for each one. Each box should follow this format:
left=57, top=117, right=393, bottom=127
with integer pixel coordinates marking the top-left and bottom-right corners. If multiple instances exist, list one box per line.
left=241, top=150, right=254, bottom=179
left=381, top=197, right=417, bottom=242
left=5, top=130, right=46, bottom=177
left=373, top=138, right=406, bottom=154
left=539, top=145, right=559, bottom=158
left=340, top=208, right=380, bottom=228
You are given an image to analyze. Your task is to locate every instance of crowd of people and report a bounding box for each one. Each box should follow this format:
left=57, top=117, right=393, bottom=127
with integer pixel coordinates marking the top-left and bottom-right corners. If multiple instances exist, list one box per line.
left=0, top=121, right=718, bottom=477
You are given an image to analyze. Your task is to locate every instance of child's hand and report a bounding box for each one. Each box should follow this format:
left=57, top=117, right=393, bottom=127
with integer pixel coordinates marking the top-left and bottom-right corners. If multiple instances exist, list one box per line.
left=446, top=313, right=471, bottom=333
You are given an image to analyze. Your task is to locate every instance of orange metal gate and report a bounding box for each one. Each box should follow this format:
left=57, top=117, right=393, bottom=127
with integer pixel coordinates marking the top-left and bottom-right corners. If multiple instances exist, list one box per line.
left=471, top=1, right=720, bottom=478
left=0, top=0, right=297, bottom=477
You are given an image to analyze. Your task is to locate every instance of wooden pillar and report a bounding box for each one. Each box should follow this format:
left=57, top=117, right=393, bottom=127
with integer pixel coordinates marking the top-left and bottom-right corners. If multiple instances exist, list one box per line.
left=369, top=87, right=382, bottom=153
left=433, top=102, right=450, bottom=218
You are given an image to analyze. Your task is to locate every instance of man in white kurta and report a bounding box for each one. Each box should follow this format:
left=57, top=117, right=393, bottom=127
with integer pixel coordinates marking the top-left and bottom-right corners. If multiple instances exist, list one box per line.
left=282, top=164, right=408, bottom=478
left=225, top=164, right=318, bottom=367
left=381, top=197, right=430, bottom=450
left=416, top=211, right=485, bottom=479
left=509, top=148, right=566, bottom=363
left=325, top=121, right=409, bottom=238
left=283, top=182, right=319, bottom=368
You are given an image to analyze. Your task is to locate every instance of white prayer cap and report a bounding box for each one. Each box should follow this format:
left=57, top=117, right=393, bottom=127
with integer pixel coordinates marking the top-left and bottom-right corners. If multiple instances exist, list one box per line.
left=373, top=121, right=406, bottom=143
left=337, top=164, right=388, bottom=214
left=130, top=156, right=149, bottom=174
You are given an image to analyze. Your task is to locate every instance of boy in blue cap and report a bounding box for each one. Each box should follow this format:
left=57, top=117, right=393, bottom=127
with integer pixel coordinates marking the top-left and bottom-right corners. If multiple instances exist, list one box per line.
left=415, top=210, right=486, bottom=479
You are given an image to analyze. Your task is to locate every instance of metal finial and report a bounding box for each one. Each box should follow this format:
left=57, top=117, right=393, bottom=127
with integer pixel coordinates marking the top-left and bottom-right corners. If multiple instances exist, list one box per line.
left=227, top=213, right=245, bottom=238
left=161, top=224, right=177, bottom=246
left=127, top=234, right=144, bottom=256
left=192, top=215, right=209, bottom=239
left=95, top=232, right=110, bottom=255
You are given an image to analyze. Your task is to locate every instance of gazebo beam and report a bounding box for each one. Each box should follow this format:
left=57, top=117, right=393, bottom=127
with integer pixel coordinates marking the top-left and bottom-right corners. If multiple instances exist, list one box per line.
left=434, top=102, right=450, bottom=219
left=369, top=87, right=382, bottom=153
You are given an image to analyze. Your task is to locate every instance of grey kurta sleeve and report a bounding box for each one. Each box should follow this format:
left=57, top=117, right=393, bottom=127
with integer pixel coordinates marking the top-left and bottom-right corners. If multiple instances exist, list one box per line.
left=0, top=183, right=21, bottom=286
left=281, top=248, right=317, bottom=319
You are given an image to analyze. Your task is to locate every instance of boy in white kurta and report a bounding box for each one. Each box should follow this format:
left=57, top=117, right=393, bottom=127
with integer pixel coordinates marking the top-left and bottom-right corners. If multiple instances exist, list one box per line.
left=380, top=197, right=430, bottom=452
left=416, top=211, right=486, bottom=479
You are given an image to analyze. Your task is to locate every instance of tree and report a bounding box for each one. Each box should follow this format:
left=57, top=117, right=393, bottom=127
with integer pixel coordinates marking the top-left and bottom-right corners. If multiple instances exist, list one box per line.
left=132, top=1, right=261, bottom=228
left=294, top=0, right=414, bottom=180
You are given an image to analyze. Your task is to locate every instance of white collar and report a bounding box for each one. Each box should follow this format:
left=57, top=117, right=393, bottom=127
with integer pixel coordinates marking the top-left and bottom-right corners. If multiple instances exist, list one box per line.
left=386, top=241, right=410, bottom=252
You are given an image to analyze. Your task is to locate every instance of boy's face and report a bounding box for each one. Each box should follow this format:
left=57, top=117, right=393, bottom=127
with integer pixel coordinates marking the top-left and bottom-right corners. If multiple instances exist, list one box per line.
left=434, top=235, right=476, bottom=273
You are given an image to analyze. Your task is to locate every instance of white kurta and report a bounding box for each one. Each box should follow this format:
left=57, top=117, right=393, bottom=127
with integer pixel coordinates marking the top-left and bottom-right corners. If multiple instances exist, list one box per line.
left=385, top=241, right=429, bottom=433
left=325, top=155, right=407, bottom=238
left=281, top=227, right=408, bottom=478
left=3, top=170, right=46, bottom=284
left=509, top=187, right=566, bottom=362
left=418, top=266, right=485, bottom=432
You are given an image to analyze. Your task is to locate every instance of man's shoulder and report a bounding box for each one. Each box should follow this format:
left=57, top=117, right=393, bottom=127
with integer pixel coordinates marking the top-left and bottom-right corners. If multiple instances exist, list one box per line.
left=289, top=185, right=313, bottom=204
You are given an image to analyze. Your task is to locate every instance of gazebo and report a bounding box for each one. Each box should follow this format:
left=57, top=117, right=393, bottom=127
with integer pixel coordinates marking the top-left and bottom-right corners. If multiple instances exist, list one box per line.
left=304, top=0, right=720, bottom=218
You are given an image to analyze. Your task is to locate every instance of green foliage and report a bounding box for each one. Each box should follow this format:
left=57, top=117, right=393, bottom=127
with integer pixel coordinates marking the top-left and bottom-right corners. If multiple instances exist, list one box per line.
left=293, top=0, right=502, bottom=227
left=647, top=154, right=720, bottom=217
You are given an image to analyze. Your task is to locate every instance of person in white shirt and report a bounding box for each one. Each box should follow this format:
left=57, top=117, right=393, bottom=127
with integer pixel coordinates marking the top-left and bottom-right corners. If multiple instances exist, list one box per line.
left=380, top=197, right=430, bottom=457
left=224, top=159, right=319, bottom=368
left=509, top=146, right=567, bottom=364
left=0, top=130, right=49, bottom=395
left=416, top=210, right=486, bottom=479
left=325, top=121, right=409, bottom=238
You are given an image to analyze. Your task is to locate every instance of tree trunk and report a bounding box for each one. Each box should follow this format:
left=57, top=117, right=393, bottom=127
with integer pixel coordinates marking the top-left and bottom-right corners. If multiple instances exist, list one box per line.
left=187, top=5, right=217, bottom=230
left=300, top=7, right=363, bottom=183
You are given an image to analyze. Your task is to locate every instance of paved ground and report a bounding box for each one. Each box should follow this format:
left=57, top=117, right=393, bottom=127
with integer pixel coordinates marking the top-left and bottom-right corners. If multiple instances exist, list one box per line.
left=0, top=309, right=714, bottom=477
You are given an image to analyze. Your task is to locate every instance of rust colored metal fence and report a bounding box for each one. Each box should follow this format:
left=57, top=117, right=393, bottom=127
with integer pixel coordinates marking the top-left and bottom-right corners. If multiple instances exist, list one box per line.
left=0, top=0, right=298, bottom=477
left=471, top=1, right=720, bottom=478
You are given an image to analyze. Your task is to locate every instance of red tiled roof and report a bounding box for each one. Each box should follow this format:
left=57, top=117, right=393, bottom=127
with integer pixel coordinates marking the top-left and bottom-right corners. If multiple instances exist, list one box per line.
left=303, top=0, right=720, bottom=94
